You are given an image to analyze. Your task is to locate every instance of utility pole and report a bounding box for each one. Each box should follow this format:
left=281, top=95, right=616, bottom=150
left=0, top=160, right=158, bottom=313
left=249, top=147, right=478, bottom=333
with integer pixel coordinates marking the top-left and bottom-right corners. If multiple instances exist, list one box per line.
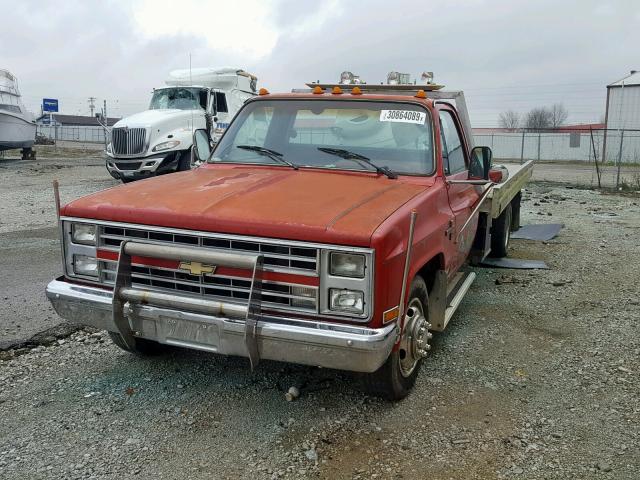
left=88, top=97, right=96, bottom=117
left=102, top=100, right=109, bottom=149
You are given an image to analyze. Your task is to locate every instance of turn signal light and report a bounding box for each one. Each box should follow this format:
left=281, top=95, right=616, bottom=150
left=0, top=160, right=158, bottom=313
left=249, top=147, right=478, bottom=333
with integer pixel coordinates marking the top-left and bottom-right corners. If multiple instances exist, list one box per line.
left=383, top=306, right=400, bottom=324
left=259, top=88, right=269, bottom=95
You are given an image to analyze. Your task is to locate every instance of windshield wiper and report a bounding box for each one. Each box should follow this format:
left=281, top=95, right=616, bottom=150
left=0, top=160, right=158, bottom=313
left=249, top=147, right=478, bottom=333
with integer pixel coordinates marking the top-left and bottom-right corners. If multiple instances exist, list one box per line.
left=317, top=147, right=397, bottom=179
left=236, top=145, right=298, bottom=170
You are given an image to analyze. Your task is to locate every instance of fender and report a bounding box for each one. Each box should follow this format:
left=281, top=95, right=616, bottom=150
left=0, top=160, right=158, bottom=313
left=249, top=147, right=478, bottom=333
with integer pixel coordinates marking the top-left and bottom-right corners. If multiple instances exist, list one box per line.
left=370, top=179, right=453, bottom=329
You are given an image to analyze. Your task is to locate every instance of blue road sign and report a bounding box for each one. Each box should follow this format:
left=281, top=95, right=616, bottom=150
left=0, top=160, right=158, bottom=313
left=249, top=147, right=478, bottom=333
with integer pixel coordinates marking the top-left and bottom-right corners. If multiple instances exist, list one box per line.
left=43, top=98, right=59, bottom=113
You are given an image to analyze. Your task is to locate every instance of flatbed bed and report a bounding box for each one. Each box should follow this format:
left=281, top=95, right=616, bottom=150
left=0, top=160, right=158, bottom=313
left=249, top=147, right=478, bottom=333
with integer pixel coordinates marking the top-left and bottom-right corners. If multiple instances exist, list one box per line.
left=482, top=160, right=534, bottom=219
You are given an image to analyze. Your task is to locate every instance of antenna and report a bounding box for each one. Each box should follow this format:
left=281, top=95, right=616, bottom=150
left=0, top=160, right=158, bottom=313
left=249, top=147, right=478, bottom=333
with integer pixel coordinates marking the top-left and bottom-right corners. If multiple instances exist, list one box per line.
left=189, top=53, right=194, bottom=140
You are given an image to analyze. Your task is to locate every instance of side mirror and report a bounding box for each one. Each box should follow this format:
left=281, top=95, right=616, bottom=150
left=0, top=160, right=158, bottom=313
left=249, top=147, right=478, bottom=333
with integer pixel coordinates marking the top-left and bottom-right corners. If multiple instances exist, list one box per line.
left=469, top=146, right=492, bottom=180
left=192, top=129, right=212, bottom=165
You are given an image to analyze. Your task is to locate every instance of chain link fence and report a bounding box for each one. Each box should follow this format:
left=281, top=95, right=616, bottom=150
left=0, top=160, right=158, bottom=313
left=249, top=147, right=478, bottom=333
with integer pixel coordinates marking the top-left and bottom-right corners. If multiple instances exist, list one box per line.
left=36, top=124, right=108, bottom=144
left=474, top=128, right=640, bottom=190
left=24, top=124, right=640, bottom=191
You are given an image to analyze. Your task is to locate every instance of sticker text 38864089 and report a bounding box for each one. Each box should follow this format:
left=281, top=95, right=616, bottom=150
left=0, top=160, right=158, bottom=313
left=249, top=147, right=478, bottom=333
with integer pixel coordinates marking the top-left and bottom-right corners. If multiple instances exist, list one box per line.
left=379, top=110, right=426, bottom=125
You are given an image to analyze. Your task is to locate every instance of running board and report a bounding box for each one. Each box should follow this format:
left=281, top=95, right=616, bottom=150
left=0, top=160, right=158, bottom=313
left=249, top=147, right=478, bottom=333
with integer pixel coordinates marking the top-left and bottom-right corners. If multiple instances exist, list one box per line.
left=430, top=271, right=476, bottom=332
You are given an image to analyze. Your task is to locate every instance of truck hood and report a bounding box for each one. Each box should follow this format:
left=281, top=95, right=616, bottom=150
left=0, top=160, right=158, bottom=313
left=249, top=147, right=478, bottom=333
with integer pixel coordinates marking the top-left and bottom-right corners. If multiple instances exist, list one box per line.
left=113, top=109, right=202, bottom=128
left=62, top=165, right=426, bottom=246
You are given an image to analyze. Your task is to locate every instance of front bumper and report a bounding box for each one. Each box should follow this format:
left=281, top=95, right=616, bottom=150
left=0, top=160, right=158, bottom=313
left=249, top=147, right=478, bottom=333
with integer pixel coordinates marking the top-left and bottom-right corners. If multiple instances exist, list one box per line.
left=46, top=278, right=396, bottom=373
left=105, top=151, right=180, bottom=180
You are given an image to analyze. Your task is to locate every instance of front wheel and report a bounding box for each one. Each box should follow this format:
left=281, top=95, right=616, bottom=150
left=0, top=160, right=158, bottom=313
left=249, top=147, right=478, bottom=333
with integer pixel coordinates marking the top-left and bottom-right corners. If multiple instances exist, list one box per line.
left=365, top=276, right=432, bottom=400
left=177, top=148, right=197, bottom=171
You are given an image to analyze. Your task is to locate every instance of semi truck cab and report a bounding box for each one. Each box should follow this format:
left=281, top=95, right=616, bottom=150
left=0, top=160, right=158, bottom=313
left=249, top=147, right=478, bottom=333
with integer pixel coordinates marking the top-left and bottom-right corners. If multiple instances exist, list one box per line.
left=105, top=67, right=256, bottom=182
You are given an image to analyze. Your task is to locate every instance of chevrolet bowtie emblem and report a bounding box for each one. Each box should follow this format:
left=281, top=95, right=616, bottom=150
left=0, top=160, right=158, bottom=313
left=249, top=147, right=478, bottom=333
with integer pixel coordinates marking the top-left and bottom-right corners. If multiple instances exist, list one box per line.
left=179, top=261, right=216, bottom=276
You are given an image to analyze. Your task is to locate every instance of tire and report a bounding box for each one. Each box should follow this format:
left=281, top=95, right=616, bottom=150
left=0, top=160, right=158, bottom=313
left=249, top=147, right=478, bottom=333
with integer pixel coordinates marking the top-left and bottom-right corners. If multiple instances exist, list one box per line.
left=511, top=192, right=522, bottom=231
left=108, top=332, right=166, bottom=356
left=365, top=276, right=431, bottom=401
left=490, top=202, right=513, bottom=258
left=177, top=149, right=194, bottom=171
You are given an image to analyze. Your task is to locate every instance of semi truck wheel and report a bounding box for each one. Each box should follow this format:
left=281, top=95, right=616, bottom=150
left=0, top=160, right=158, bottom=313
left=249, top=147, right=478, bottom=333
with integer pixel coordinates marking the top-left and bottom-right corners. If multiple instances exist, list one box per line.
left=489, top=203, right=513, bottom=258
left=177, top=149, right=195, bottom=171
left=108, top=332, right=166, bottom=355
left=365, top=276, right=431, bottom=401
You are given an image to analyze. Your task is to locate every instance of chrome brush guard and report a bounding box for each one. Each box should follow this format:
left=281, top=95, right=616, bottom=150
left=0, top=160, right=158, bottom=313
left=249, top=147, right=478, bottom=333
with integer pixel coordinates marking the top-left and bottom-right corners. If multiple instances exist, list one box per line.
left=112, top=241, right=263, bottom=368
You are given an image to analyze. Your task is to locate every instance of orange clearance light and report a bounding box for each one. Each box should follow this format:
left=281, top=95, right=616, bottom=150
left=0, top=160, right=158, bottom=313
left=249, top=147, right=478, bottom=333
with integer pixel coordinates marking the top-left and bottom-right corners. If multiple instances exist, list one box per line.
left=332, top=86, right=343, bottom=95
left=312, top=85, right=324, bottom=94
left=258, top=87, right=269, bottom=95
left=415, top=89, right=427, bottom=99
left=383, top=306, right=400, bottom=324
left=351, top=86, right=362, bottom=95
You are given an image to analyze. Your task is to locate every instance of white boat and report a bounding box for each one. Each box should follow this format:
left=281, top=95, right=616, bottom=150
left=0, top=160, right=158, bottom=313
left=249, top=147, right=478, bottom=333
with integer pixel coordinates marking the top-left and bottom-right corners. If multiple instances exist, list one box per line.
left=0, top=69, right=36, bottom=153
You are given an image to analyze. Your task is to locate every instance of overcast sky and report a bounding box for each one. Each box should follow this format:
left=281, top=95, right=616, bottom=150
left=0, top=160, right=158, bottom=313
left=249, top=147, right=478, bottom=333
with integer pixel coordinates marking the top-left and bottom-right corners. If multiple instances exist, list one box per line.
left=1, top=0, right=638, bottom=126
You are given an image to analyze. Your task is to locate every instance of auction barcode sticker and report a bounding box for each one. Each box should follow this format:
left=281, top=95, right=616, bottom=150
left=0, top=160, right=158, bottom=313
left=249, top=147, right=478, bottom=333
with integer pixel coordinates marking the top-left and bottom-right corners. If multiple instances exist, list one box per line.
left=379, top=110, right=426, bottom=124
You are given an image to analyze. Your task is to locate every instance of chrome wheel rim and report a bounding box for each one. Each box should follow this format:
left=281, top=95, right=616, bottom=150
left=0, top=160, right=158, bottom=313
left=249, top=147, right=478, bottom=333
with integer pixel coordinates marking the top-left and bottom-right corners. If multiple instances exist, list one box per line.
left=398, top=298, right=431, bottom=378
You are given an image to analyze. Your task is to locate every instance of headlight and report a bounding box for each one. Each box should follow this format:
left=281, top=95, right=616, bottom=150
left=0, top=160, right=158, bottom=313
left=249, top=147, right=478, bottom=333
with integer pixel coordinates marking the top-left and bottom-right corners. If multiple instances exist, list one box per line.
left=73, top=255, right=98, bottom=277
left=329, top=289, right=364, bottom=314
left=152, top=140, right=181, bottom=152
left=72, top=224, right=96, bottom=245
left=106, top=143, right=112, bottom=154
left=291, top=286, right=316, bottom=309
left=330, top=252, right=365, bottom=278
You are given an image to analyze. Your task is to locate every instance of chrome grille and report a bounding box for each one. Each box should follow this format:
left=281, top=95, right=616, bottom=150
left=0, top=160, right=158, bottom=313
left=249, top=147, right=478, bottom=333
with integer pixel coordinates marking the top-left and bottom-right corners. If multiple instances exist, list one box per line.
left=111, top=127, right=146, bottom=155
left=97, top=225, right=319, bottom=312
left=98, top=226, right=318, bottom=273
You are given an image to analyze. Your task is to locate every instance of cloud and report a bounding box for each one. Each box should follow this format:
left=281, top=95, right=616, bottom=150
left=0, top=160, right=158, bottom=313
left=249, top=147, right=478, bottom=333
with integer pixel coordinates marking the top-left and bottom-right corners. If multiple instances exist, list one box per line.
left=132, top=0, right=280, bottom=59
left=1, top=0, right=638, bottom=125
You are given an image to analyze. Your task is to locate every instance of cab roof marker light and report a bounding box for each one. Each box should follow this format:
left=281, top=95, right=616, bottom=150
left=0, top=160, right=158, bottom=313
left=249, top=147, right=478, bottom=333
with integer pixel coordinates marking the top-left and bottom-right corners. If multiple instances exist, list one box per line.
left=312, top=85, right=324, bottom=94
left=415, top=89, right=427, bottom=99
left=351, top=86, right=362, bottom=95
left=258, top=88, right=269, bottom=96
left=332, top=86, right=343, bottom=95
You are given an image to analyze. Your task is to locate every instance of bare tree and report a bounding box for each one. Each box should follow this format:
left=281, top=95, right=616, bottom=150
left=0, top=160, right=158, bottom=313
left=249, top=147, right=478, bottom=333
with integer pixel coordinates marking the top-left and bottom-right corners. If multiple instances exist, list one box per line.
left=498, top=110, right=521, bottom=131
left=549, top=103, right=568, bottom=128
left=524, top=107, right=553, bottom=131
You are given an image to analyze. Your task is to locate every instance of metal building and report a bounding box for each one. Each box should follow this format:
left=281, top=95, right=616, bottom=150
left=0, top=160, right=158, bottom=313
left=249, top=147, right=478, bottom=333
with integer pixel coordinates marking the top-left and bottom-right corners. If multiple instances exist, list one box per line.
left=603, top=70, right=640, bottom=164
left=605, top=70, right=640, bottom=130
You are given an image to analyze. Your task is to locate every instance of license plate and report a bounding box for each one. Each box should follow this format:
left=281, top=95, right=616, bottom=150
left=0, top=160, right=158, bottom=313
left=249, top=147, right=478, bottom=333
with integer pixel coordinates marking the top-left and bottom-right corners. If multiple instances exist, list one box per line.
left=158, top=316, right=220, bottom=352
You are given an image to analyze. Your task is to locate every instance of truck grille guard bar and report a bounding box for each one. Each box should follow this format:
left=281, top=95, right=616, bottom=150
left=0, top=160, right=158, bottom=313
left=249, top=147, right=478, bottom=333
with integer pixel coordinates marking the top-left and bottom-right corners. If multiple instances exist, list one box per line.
left=112, top=241, right=264, bottom=369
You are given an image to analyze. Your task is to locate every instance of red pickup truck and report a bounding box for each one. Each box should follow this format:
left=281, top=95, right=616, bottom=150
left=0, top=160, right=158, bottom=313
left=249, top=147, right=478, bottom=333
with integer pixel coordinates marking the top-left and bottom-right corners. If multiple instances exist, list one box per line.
left=46, top=81, right=532, bottom=399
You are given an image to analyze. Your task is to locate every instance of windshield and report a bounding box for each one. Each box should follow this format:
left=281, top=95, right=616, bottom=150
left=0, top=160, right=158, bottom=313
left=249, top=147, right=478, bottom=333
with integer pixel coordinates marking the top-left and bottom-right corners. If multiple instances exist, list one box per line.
left=149, top=87, right=207, bottom=111
left=209, top=99, right=434, bottom=175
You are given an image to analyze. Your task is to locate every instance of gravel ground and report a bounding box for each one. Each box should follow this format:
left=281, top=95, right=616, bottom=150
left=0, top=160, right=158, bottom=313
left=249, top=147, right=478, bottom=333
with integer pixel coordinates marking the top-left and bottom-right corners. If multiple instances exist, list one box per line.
left=0, top=154, right=117, bottom=344
left=0, top=155, right=639, bottom=479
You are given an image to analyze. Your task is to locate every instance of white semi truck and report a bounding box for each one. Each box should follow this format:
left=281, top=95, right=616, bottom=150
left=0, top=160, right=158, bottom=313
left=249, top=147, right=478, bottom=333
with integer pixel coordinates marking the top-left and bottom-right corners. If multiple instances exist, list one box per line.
left=105, top=67, right=257, bottom=182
